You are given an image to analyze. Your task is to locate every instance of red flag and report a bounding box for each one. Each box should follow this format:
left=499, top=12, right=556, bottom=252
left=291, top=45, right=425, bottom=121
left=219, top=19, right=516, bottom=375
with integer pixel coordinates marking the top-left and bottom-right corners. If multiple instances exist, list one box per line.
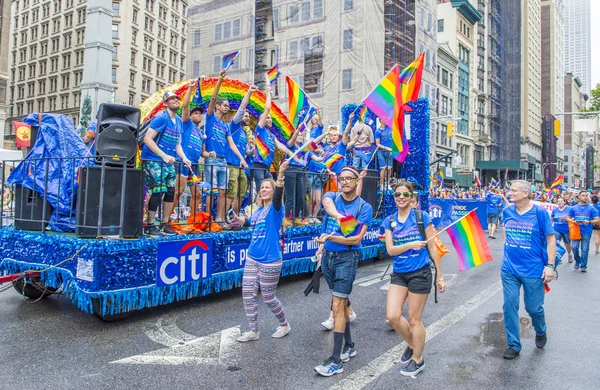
left=13, top=121, right=31, bottom=148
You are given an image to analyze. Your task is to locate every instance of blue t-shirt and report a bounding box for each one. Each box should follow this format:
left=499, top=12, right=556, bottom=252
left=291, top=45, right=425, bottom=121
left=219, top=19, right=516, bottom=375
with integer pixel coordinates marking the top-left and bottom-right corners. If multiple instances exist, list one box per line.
left=289, top=144, right=312, bottom=168
left=502, top=204, right=554, bottom=278
left=322, top=142, right=348, bottom=174
left=382, top=209, right=432, bottom=273
left=253, top=125, right=276, bottom=167
left=551, top=206, right=570, bottom=234
left=375, top=126, right=392, bottom=148
left=141, top=110, right=182, bottom=161
left=568, top=204, right=599, bottom=235
left=321, top=192, right=373, bottom=252
left=180, top=121, right=205, bottom=163
left=247, top=203, right=285, bottom=263
left=204, top=112, right=230, bottom=158
left=486, top=193, right=502, bottom=215
left=310, top=124, right=324, bottom=140
left=226, top=121, right=248, bottom=167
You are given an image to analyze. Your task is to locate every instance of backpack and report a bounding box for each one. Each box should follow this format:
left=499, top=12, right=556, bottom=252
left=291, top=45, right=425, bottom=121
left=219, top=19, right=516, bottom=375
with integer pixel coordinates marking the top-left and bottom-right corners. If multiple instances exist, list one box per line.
left=323, top=193, right=366, bottom=251
left=415, top=209, right=439, bottom=303
left=534, top=205, right=549, bottom=265
left=137, top=119, right=152, bottom=146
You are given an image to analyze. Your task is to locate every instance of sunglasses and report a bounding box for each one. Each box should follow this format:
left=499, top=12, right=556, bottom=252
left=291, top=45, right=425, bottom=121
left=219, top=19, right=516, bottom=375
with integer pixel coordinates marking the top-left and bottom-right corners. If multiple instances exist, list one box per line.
left=394, top=191, right=412, bottom=198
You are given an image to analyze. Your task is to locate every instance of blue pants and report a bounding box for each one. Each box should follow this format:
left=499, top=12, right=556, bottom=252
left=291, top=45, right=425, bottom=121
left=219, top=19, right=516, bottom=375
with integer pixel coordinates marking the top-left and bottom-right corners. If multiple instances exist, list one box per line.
left=501, top=270, right=547, bottom=352
left=572, top=233, right=591, bottom=269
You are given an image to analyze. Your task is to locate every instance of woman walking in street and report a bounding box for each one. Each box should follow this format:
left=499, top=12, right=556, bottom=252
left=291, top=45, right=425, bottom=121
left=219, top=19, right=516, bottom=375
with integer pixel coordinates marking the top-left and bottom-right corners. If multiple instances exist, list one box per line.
left=229, top=160, right=291, bottom=342
left=551, top=197, right=573, bottom=263
left=382, top=181, right=446, bottom=377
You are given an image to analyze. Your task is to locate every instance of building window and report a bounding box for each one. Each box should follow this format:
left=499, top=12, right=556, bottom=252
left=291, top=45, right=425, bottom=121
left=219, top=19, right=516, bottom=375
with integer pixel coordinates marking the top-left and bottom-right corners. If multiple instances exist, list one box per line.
left=344, top=0, right=353, bottom=11
left=129, top=93, right=135, bottom=105
left=112, top=2, right=119, bottom=16
left=112, top=24, right=118, bottom=39
left=213, top=56, right=220, bottom=73
left=132, top=9, right=137, bottom=24
left=343, top=29, right=353, bottom=51
left=112, top=46, right=118, bottom=60
left=289, top=40, right=298, bottom=61
left=112, top=68, right=117, bottom=83
left=342, top=69, right=352, bottom=90
left=273, top=8, right=280, bottom=30
left=193, top=29, right=201, bottom=46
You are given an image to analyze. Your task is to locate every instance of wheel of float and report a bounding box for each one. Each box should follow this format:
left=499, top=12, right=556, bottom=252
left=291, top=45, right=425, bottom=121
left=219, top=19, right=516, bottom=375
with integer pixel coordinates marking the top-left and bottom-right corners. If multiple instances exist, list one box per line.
left=12, top=277, right=58, bottom=300
left=92, top=298, right=131, bottom=322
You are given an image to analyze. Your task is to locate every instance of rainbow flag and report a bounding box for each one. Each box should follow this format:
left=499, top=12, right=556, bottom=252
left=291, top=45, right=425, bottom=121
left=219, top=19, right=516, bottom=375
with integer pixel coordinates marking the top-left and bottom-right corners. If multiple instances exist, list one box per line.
left=299, top=140, right=319, bottom=153
left=339, top=215, right=362, bottom=237
left=378, top=234, right=386, bottom=243
left=446, top=210, right=493, bottom=271
left=286, top=76, right=310, bottom=129
left=324, top=153, right=344, bottom=169
left=550, top=174, right=564, bottom=188
left=543, top=185, right=551, bottom=193
left=359, top=105, right=368, bottom=122
left=266, top=64, right=279, bottom=85
left=255, top=135, right=270, bottom=160
left=438, top=168, right=444, bottom=186
left=490, top=177, right=498, bottom=187
left=400, top=52, right=425, bottom=103
left=222, top=51, right=239, bottom=69
left=504, top=166, right=509, bottom=183
left=363, top=64, right=400, bottom=128
left=474, top=174, right=482, bottom=187
left=390, top=66, right=409, bottom=163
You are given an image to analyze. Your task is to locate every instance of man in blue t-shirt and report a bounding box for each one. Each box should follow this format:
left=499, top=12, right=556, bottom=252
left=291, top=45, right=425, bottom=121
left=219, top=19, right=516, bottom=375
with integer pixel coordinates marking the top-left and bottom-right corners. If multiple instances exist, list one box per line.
left=313, top=166, right=373, bottom=377
left=501, top=180, right=556, bottom=360
left=486, top=188, right=506, bottom=239
left=141, top=91, right=192, bottom=236
left=375, top=121, right=393, bottom=189
left=567, top=190, right=599, bottom=271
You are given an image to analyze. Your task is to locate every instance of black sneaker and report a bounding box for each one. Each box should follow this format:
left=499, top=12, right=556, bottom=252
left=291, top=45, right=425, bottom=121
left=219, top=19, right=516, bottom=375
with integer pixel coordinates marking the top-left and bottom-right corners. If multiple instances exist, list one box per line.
left=535, top=333, right=547, bottom=348
left=581, top=268, right=588, bottom=273
left=400, top=359, right=425, bottom=377
left=503, top=347, right=520, bottom=359
left=160, top=223, right=177, bottom=235
left=144, top=225, right=163, bottom=237
left=400, top=346, right=413, bottom=364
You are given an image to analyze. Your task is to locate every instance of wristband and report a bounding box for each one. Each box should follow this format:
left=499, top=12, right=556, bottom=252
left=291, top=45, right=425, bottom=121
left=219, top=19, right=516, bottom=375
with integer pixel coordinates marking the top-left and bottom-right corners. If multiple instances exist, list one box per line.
left=158, top=151, right=162, bottom=157
left=219, top=76, right=224, bottom=80
left=545, top=264, right=555, bottom=270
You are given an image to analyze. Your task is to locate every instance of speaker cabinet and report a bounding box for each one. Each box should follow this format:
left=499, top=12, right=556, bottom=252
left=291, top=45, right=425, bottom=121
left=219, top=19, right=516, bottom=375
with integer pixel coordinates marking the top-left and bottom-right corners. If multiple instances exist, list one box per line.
left=362, top=169, right=379, bottom=214
left=95, top=103, right=140, bottom=167
left=14, top=185, right=53, bottom=231
left=76, top=166, right=144, bottom=238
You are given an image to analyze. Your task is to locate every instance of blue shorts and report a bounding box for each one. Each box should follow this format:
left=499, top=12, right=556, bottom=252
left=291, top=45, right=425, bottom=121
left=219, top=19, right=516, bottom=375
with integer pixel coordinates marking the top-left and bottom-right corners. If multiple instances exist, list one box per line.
left=307, top=172, right=326, bottom=191
left=377, top=150, right=391, bottom=170
left=321, top=249, right=359, bottom=298
left=555, top=231, right=570, bottom=245
left=180, top=164, right=199, bottom=185
left=204, top=157, right=227, bottom=190
left=487, top=214, right=499, bottom=224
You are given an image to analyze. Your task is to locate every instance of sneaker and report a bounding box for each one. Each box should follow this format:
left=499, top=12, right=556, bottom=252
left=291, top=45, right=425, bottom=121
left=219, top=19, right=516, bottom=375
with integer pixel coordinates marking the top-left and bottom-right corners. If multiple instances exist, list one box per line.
left=596, top=251, right=599, bottom=255
left=581, top=268, right=588, bottom=273
left=400, top=359, right=425, bottom=377
left=574, top=264, right=580, bottom=270
left=160, top=223, right=177, bottom=235
left=314, top=358, right=343, bottom=377
left=385, top=319, right=392, bottom=327
left=312, top=217, right=322, bottom=224
left=400, top=346, right=413, bottom=364
left=349, top=311, right=357, bottom=322
left=283, top=217, right=293, bottom=229
left=237, top=331, right=260, bottom=343
left=535, top=333, right=547, bottom=349
left=144, top=225, right=163, bottom=237
left=568, top=254, right=573, bottom=263
left=321, top=317, right=334, bottom=331
left=272, top=325, right=291, bottom=338
left=294, top=217, right=308, bottom=226
left=503, top=347, right=520, bottom=359
left=341, top=344, right=357, bottom=362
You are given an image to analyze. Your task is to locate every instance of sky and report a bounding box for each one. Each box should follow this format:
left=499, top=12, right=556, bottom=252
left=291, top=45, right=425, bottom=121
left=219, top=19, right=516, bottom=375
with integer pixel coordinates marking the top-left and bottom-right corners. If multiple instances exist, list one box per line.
left=591, top=1, right=600, bottom=90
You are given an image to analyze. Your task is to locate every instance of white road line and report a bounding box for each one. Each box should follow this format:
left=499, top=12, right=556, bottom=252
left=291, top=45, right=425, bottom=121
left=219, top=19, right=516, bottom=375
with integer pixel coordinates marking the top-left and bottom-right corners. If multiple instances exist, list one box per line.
left=329, top=280, right=503, bottom=390
left=359, top=277, right=387, bottom=287
left=379, top=281, right=390, bottom=290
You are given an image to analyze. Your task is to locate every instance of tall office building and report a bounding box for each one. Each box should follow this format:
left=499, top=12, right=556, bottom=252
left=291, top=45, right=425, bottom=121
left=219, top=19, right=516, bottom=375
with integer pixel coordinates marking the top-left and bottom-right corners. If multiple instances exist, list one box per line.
left=0, top=0, right=10, bottom=147
left=564, top=0, right=591, bottom=94
left=4, top=0, right=188, bottom=146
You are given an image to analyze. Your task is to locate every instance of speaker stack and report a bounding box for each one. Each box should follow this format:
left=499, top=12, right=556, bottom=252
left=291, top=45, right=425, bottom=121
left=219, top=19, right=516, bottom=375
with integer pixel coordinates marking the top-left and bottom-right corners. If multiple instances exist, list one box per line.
left=361, top=169, right=379, bottom=214
left=76, top=103, right=144, bottom=238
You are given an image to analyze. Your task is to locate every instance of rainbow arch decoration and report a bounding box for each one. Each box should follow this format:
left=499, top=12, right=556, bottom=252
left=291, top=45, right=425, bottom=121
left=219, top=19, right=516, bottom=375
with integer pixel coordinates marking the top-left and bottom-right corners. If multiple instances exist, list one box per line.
left=138, top=78, right=294, bottom=142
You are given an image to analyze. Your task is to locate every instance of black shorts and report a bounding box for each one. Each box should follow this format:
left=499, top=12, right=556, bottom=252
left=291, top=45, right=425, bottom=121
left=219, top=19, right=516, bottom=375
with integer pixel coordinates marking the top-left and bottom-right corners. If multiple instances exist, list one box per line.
left=390, top=265, right=433, bottom=294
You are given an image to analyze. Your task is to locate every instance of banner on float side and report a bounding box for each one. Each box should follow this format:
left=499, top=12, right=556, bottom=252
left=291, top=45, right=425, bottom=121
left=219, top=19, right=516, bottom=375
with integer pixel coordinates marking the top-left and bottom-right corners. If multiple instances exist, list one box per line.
left=428, top=199, right=488, bottom=230
left=225, top=227, right=382, bottom=270
left=532, top=201, right=558, bottom=216
left=156, top=238, right=214, bottom=286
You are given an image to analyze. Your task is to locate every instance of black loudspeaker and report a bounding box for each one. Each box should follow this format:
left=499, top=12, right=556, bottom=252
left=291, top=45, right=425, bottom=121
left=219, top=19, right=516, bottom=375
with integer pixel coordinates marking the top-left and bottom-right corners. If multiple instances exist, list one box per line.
left=362, top=169, right=379, bottom=214
left=29, top=125, right=39, bottom=146
left=95, top=103, right=140, bottom=167
left=14, top=185, right=53, bottom=231
left=76, top=166, right=144, bottom=238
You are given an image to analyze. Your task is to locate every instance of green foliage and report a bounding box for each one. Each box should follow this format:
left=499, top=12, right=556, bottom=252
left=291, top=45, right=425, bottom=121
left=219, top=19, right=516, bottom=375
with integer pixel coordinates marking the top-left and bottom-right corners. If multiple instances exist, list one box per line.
left=79, top=94, right=92, bottom=131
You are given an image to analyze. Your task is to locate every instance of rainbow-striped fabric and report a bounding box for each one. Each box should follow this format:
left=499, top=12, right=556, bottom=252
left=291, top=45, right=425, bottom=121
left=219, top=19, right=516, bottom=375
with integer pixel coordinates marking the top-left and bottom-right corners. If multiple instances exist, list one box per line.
left=286, top=76, right=310, bottom=129
left=446, top=210, right=493, bottom=271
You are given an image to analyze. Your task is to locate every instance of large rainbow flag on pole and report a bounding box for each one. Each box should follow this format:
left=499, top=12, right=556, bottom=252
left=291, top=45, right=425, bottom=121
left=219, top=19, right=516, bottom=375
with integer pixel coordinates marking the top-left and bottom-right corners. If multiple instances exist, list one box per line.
left=286, top=76, right=310, bottom=129
left=363, top=64, right=400, bottom=128
left=400, top=52, right=425, bottom=103
left=445, top=210, right=493, bottom=271
left=550, top=174, right=564, bottom=188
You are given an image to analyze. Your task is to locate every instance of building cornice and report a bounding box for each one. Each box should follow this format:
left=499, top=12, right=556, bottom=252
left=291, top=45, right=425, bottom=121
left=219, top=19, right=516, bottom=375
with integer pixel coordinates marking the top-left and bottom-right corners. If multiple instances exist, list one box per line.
left=451, top=0, right=482, bottom=25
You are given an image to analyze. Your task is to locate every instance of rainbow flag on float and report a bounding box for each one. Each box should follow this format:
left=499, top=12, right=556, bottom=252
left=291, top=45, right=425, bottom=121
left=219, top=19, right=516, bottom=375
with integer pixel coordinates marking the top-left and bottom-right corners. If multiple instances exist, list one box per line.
left=255, top=135, right=270, bottom=160
left=324, top=153, right=344, bottom=169
left=445, top=210, right=493, bottom=271
left=286, top=76, right=311, bottom=129
left=266, top=64, right=279, bottom=85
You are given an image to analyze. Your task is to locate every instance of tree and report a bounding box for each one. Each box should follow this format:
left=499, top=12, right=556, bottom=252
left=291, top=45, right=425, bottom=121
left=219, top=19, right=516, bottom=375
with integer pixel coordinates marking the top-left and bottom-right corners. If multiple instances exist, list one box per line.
left=583, top=83, right=600, bottom=112
left=79, top=94, right=92, bottom=134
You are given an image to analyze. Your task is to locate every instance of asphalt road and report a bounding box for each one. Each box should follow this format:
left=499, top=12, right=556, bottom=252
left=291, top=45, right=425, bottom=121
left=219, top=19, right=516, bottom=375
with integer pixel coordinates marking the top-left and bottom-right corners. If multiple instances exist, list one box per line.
left=1, top=232, right=599, bottom=390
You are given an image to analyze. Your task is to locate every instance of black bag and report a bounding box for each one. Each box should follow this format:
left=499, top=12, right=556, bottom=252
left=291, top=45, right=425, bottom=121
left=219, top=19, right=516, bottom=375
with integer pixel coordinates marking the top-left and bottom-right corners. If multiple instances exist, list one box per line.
left=415, top=209, right=439, bottom=304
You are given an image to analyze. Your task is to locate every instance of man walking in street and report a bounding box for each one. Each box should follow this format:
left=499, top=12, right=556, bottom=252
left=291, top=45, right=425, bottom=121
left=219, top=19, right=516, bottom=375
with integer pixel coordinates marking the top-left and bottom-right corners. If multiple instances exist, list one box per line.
left=567, top=190, right=599, bottom=272
left=313, top=166, right=373, bottom=376
left=501, top=180, right=556, bottom=360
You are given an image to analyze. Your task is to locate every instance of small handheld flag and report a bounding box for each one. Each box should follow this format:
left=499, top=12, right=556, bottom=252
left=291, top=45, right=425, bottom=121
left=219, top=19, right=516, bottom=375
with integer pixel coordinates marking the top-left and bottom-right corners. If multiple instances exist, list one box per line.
left=339, top=215, right=363, bottom=237
left=474, top=174, right=482, bottom=187
left=359, top=106, right=368, bottom=122
left=445, top=210, right=493, bottom=271
left=550, top=174, right=564, bottom=188
left=266, top=64, right=279, bottom=85
left=192, top=77, right=202, bottom=105
left=222, top=51, right=240, bottom=70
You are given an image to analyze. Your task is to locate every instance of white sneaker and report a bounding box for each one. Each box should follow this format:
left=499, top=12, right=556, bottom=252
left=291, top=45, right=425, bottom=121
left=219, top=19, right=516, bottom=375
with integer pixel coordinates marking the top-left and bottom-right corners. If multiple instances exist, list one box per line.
left=349, top=311, right=357, bottom=322
left=271, top=324, right=291, bottom=338
left=237, top=331, right=260, bottom=342
left=321, top=317, right=334, bottom=331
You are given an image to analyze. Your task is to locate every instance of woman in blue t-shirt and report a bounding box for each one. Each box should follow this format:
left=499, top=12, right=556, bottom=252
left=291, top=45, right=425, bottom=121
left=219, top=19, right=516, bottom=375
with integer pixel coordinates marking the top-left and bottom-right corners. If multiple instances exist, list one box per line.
left=229, top=160, right=291, bottom=342
left=550, top=197, right=573, bottom=263
left=382, top=181, right=446, bottom=377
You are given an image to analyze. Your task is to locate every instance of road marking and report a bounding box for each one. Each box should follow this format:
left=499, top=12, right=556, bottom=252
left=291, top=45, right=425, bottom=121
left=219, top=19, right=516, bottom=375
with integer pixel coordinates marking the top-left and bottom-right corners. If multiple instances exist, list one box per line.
left=144, top=316, right=197, bottom=347
left=329, top=279, right=503, bottom=390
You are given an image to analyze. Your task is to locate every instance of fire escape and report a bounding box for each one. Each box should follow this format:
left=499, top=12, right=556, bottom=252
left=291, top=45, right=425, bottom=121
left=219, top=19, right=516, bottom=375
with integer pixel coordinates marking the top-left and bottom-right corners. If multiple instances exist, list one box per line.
left=488, top=0, right=502, bottom=161
left=254, top=0, right=273, bottom=90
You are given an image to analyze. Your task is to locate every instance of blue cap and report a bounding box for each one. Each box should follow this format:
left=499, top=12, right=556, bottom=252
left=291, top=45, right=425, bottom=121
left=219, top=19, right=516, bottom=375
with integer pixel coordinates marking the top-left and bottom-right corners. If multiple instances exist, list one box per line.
left=163, top=91, right=179, bottom=102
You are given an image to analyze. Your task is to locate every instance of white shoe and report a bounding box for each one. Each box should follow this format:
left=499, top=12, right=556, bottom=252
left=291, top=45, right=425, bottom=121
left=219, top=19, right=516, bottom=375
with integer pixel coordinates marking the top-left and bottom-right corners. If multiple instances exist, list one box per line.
left=272, top=324, right=291, bottom=338
left=237, top=331, right=260, bottom=342
left=321, top=317, right=334, bottom=331
left=349, top=311, right=357, bottom=322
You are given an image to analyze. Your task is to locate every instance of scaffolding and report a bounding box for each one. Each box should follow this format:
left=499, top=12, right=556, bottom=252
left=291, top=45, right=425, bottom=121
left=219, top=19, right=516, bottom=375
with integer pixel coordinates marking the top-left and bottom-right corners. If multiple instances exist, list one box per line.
left=488, top=0, right=505, bottom=161
left=253, top=0, right=273, bottom=90
left=384, top=0, right=415, bottom=72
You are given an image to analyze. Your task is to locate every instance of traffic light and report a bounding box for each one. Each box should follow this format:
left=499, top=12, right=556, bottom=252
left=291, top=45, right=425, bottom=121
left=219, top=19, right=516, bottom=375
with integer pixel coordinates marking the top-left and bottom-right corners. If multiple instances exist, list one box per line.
left=447, top=121, right=454, bottom=137
left=554, top=119, right=561, bottom=137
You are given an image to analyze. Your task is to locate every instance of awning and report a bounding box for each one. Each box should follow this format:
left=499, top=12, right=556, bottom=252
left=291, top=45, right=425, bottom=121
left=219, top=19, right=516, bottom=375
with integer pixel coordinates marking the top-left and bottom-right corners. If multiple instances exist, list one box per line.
left=475, top=160, right=529, bottom=170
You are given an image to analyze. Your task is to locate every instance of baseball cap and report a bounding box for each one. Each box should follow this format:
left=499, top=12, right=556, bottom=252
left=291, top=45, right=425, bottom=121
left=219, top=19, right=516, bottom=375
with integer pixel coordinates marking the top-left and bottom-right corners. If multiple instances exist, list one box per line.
left=163, top=91, right=179, bottom=102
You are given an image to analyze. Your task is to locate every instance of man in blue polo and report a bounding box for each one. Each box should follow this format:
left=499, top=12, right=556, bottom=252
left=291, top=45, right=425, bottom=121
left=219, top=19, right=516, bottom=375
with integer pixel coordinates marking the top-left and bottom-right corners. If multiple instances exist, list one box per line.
left=567, top=190, right=599, bottom=272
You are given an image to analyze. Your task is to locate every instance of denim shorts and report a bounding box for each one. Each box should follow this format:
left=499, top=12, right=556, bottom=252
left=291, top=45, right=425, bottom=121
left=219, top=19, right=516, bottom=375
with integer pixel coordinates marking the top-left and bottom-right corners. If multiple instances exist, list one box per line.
left=487, top=214, right=499, bottom=224
left=555, top=231, right=570, bottom=245
left=204, top=157, right=227, bottom=190
left=321, top=249, right=359, bottom=298
left=377, top=150, right=391, bottom=169
left=307, top=172, right=326, bottom=191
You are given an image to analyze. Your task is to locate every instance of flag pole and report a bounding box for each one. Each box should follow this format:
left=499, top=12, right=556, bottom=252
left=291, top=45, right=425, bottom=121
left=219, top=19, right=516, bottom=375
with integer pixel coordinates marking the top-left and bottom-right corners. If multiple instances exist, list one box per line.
left=426, top=209, right=477, bottom=242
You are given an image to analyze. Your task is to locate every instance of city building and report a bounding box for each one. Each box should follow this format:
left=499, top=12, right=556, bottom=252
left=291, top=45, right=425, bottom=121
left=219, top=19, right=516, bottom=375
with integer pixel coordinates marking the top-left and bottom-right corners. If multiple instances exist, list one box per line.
left=540, top=0, right=565, bottom=184
left=187, top=0, right=416, bottom=124
left=0, top=0, right=10, bottom=148
left=4, top=0, right=188, bottom=145
left=486, top=0, right=502, bottom=163
left=563, top=72, right=584, bottom=188
left=563, top=0, right=591, bottom=94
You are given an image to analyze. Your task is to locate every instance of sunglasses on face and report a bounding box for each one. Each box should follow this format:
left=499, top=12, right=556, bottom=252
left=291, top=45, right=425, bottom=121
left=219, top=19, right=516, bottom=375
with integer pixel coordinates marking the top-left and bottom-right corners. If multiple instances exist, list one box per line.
left=394, top=191, right=412, bottom=198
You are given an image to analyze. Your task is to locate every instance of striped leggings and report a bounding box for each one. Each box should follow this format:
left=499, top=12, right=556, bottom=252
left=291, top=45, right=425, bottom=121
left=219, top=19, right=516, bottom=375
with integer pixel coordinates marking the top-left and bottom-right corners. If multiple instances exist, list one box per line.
left=242, top=258, right=288, bottom=332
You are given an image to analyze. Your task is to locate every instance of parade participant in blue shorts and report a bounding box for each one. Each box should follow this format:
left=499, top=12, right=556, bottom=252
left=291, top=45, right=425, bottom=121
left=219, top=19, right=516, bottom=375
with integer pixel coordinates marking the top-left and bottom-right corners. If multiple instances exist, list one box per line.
left=375, top=121, right=392, bottom=189
left=567, top=191, right=599, bottom=272
left=551, top=197, right=572, bottom=263
left=313, top=166, right=372, bottom=377
left=486, top=188, right=505, bottom=239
